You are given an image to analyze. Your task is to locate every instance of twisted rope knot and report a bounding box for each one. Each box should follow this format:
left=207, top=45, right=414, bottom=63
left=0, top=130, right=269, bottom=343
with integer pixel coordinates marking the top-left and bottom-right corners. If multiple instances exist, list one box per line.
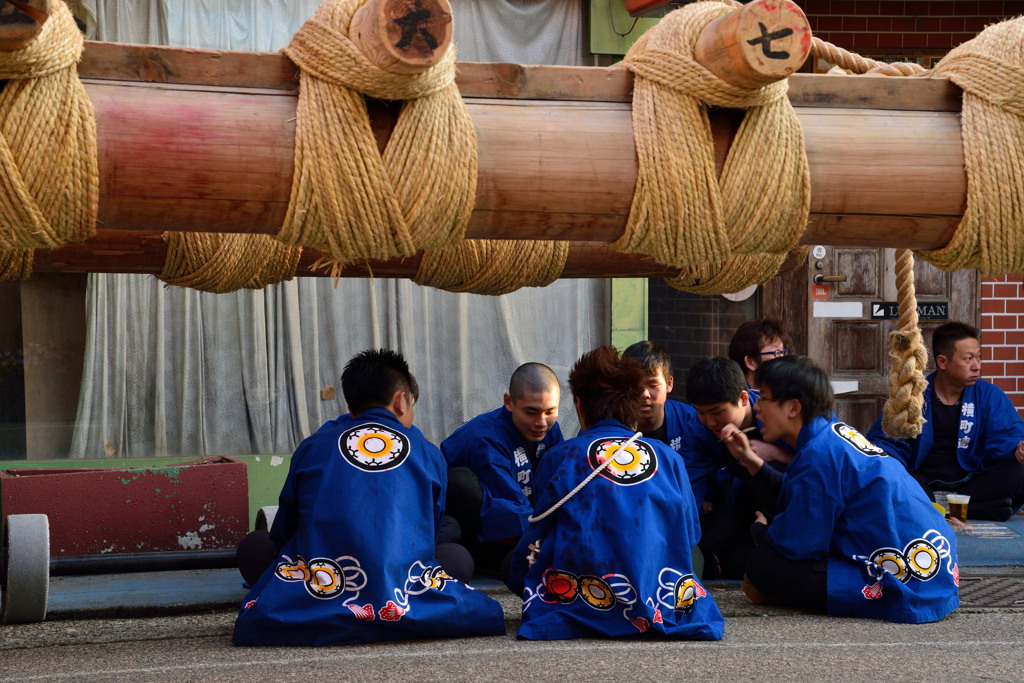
left=915, top=16, right=1024, bottom=276
left=806, top=39, right=939, bottom=440
left=0, top=0, right=98, bottom=280
left=284, top=3, right=455, bottom=100
left=882, top=328, right=929, bottom=437
left=277, top=0, right=475, bottom=270
left=616, top=0, right=809, bottom=294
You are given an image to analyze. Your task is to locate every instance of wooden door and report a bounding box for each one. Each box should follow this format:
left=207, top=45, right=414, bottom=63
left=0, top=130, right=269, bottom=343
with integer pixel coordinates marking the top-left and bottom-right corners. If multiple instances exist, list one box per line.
left=801, top=247, right=977, bottom=433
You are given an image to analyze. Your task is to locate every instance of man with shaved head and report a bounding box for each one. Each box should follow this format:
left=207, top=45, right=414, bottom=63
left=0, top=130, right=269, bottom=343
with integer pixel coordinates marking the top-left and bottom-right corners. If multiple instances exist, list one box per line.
left=442, top=362, right=564, bottom=576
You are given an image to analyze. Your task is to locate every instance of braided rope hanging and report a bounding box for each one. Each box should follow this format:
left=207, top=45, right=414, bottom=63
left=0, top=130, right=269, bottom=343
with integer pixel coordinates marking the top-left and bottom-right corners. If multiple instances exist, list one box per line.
left=617, top=0, right=810, bottom=296
left=279, top=0, right=475, bottom=272
left=0, top=0, right=98, bottom=280
left=414, top=239, right=568, bottom=296
left=882, top=249, right=929, bottom=438
left=916, top=16, right=1024, bottom=276
left=159, top=233, right=301, bottom=294
left=808, top=37, right=930, bottom=438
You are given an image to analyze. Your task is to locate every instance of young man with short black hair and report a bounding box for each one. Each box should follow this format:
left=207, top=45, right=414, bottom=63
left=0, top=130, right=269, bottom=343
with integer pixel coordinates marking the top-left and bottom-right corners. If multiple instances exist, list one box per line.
left=720, top=355, right=959, bottom=623
left=685, top=356, right=792, bottom=578
left=868, top=321, right=1024, bottom=521
left=621, top=341, right=718, bottom=506
left=233, top=349, right=505, bottom=646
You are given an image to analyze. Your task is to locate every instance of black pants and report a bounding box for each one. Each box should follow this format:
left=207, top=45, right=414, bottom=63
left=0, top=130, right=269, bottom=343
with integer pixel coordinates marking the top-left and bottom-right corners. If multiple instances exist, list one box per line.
left=912, top=459, right=1024, bottom=521
left=699, top=480, right=758, bottom=580
left=446, top=466, right=517, bottom=580
left=745, top=542, right=828, bottom=611
left=235, top=514, right=475, bottom=587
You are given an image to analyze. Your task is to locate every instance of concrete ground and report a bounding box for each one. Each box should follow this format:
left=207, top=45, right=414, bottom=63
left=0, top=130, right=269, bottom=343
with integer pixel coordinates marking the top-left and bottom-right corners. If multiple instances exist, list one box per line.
left=3, top=516, right=1023, bottom=680
left=3, top=576, right=1024, bottom=682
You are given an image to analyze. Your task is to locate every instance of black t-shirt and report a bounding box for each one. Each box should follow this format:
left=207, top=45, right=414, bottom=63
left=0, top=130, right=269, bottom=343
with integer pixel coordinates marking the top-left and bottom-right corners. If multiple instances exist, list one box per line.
left=643, top=420, right=668, bottom=445
left=920, top=390, right=971, bottom=484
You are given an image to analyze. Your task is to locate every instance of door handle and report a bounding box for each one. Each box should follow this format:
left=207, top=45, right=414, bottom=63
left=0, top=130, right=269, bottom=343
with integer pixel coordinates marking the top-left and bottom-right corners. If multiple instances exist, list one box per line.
left=814, top=274, right=847, bottom=284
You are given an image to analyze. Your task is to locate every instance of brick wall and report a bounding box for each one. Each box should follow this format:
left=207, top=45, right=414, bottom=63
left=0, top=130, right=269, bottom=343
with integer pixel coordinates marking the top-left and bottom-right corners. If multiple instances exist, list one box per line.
left=803, top=1, right=1024, bottom=57
left=981, top=276, right=1024, bottom=419
left=646, top=279, right=755, bottom=398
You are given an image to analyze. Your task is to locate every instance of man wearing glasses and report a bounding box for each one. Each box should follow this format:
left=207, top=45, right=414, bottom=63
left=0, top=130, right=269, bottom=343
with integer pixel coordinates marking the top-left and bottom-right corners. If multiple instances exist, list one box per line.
left=727, top=319, right=791, bottom=399
left=718, top=355, right=958, bottom=623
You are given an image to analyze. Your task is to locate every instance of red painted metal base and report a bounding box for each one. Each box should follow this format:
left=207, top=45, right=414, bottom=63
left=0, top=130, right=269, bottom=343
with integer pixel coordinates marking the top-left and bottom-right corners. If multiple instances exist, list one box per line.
left=0, top=457, right=249, bottom=557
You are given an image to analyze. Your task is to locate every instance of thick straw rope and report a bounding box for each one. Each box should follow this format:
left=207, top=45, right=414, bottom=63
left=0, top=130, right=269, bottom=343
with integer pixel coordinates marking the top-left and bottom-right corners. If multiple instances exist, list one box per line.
left=0, top=249, right=33, bottom=281
left=882, top=249, right=929, bottom=438
left=808, top=37, right=930, bottom=439
left=665, top=251, right=788, bottom=295
left=917, top=17, right=1024, bottom=276
left=158, top=232, right=301, bottom=294
left=414, top=239, right=568, bottom=295
left=617, top=0, right=810, bottom=294
left=279, top=0, right=475, bottom=272
left=0, top=1, right=98, bottom=280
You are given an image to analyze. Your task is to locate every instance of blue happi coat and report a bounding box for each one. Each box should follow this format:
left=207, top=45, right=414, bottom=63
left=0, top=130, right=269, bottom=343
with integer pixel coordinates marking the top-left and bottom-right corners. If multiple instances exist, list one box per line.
left=510, top=419, right=725, bottom=640
left=233, top=408, right=506, bottom=646
left=766, top=417, right=960, bottom=623
left=660, top=399, right=720, bottom=505
left=867, top=374, right=1024, bottom=477
left=441, top=406, right=563, bottom=541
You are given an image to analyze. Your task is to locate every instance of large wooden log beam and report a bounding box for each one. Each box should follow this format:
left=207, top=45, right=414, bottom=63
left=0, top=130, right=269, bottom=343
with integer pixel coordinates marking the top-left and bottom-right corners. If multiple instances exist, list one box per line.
left=74, top=42, right=965, bottom=254
left=32, top=229, right=809, bottom=279
left=32, top=230, right=682, bottom=278
left=25, top=41, right=968, bottom=278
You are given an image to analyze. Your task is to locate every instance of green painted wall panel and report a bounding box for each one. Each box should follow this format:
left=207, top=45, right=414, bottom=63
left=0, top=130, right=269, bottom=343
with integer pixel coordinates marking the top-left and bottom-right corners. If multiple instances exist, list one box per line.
left=611, top=277, right=648, bottom=350
left=590, top=0, right=662, bottom=56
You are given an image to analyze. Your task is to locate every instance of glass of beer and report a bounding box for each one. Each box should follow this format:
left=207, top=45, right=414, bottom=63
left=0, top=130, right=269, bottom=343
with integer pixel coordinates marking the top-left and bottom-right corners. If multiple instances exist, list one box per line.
left=947, top=494, right=970, bottom=523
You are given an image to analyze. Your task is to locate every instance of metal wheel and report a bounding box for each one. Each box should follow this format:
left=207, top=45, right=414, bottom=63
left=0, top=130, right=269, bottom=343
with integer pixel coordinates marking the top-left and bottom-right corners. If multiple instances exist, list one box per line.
left=255, top=506, right=278, bottom=532
left=2, top=513, right=50, bottom=624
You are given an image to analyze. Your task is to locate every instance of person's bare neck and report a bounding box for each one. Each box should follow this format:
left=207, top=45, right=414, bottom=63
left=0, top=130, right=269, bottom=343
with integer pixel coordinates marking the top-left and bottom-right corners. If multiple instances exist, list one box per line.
left=740, top=406, right=756, bottom=431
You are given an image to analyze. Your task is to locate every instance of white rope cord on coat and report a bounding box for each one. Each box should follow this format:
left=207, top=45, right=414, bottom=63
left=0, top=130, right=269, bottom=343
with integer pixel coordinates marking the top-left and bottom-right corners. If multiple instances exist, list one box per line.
left=527, top=431, right=643, bottom=523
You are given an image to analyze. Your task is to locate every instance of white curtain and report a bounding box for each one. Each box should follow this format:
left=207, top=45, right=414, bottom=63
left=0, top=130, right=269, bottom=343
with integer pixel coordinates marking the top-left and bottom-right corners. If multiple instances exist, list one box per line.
left=69, top=0, right=604, bottom=457
left=451, top=0, right=583, bottom=65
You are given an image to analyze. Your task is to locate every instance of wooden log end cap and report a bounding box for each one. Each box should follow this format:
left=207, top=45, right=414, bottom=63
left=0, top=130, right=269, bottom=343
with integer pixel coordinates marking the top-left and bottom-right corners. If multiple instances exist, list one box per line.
left=735, top=1, right=812, bottom=84
left=350, top=0, right=453, bottom=75
left=696, top=0, right=811, bottom=89
left=0, top=0, right=50, bottom=52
